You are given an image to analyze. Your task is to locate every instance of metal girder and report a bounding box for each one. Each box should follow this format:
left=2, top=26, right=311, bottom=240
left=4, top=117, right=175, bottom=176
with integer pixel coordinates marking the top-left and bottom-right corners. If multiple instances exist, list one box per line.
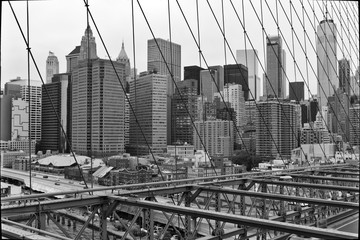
left=108, top=196, right=358, bottom=239
left=251, top=179, right=359, bottom=191
left=123, top=185, right=194, bottom=197
left=312, top=170, right=359, bottom=176
left=46, top=212, right=72, bottom=239
left=287, top=174, right=359, bottom=183
left=1, top=218, right=72, bottom=240
left=1, top=196, right=105, bottom=217
left=199, top=186, right=359, bottom=209
left=196, top=228, right=245, bottom=240
left=74, top=205, right=100, bottom=240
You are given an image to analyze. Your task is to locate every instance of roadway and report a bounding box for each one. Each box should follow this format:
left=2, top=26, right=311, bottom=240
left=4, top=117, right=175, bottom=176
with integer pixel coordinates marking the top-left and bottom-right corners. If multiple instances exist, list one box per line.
left=1, top=168, right=99, bottom=197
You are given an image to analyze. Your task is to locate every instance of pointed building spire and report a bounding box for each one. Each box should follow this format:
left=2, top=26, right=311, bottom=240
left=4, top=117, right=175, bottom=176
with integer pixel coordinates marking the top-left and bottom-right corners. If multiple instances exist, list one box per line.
left=79, top=26, right=97, bottom=61
left=117, top=41, right=129, bottom=61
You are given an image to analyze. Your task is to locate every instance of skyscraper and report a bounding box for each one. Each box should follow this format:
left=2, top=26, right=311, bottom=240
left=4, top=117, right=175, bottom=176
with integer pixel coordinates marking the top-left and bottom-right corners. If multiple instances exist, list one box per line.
left=184, top=65, right=204, bottom=95
left=193, top=120, right=233, bottom=157
left=223, top=83, right=245, bottom=128
left=171, top=79, right=198, bottom=145
left=236, top=49, right=261, bottom=100
left=316, top=19, right=337, bottom=108
left=256, top=100, right=298, bottom=159
left=41, top=73, right=71, bottom=153
left=71, top=27, right=126, bottom=157
left=224, top=64, right=249, bottom=100
left=200, top=66, right=224, bottom=102
left=129, top=72, right=168, bottom=156
left=46, top=51, right=59, bottom=84
left=265, top=35, right=286, bottom=99
left=338, top=58, right=350, bottom=95
left=349, top=104, right=360, bottom=146
left=289, top=81, right=305, bottom=102
left=147, top=38, right=181, bottom=95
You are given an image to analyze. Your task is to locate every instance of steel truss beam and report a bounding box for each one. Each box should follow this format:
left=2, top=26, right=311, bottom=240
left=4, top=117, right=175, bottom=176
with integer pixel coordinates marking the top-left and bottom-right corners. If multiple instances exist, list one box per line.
left=198, top=186, right=359, bottom=209
left=1, top=196, right=105, bottom=217
left=108, top=196, right=358, bottom=239
left=251, top=179, right=359, bottom=191
left=1, top=218, right=72, bottom=240
left=286, top=174, right=359, bottom=183
left=312, top=170, right=359, bottom=176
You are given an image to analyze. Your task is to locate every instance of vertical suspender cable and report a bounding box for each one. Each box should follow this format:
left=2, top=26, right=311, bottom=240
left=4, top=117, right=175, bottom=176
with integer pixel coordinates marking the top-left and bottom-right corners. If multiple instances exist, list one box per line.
left=26, top=0, right=32, bottom=195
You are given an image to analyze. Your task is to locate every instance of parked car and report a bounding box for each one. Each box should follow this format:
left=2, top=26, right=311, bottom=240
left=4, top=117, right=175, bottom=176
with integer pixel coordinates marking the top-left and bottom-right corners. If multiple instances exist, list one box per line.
left=43, top=175, right=48, bottom=178
left=55, top=182, right=60, bottom=185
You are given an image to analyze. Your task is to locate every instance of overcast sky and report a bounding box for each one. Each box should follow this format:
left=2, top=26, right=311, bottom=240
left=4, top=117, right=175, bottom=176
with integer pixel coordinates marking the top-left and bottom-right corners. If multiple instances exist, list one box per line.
left=1, top=0, right=359, bottom=99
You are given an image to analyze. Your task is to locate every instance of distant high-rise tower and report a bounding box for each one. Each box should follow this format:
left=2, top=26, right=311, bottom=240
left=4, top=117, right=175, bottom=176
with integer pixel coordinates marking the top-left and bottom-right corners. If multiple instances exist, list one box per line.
left=316, top=19, right=337, bottom=108
left=46, top=51, right=59, bottom=84
left=147, top=38, right=181, bottom=95
left=223, top=83, right=245, bottom=128
left=224, top=64, right=249, bottom=100
left=265, top=35, right=286, bottom=99
left=129, top=72, right=168, bottom=156
left=338, top=58, right=350, bottom=95
left=200, top=66, right=224, bottom=102
left=71, top=27, right=125, bottom=157
left=236, top=49, right=261, bottom=100
left=184, top=65, right=204, bottom=95
left=289, top=82, right=305, bottom=102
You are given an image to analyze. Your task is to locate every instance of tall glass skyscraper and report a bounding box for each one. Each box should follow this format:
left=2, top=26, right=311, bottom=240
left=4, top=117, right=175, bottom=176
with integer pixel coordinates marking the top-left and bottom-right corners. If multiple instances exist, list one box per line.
left=265, top=35, right=286, bottom=99
left=316, top=19, right=337, bottom=108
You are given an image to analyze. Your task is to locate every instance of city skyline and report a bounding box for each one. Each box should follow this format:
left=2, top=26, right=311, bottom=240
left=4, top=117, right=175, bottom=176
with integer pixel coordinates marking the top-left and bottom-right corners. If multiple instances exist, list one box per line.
left=2, top=1, right=359, bottom=100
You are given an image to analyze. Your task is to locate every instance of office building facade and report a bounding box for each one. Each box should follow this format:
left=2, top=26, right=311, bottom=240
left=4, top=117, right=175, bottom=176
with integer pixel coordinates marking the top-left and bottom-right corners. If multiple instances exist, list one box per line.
left=193, top=120, right=233, bottom=157
left=147, top=38, right=181, bottom=95
left=5, top=78, right=42, bottom=141
left=41, top=73, right=71, bottom=153
left=129, top=73, right=168, bottom=155
left=171, top=79, right=198, bottom=145
left=256, top=100, right=298, bottom=159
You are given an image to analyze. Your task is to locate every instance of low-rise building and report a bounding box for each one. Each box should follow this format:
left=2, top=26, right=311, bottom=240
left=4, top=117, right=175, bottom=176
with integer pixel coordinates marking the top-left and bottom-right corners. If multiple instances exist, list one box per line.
left=1, top=150, right=27, bottom=168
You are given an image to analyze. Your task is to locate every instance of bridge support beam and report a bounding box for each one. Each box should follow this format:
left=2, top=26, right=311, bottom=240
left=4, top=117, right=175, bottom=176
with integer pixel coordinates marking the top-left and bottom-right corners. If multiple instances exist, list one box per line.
left=99, top=204, right=108, bottom=240
left=184, top=191, right=191, bottom=239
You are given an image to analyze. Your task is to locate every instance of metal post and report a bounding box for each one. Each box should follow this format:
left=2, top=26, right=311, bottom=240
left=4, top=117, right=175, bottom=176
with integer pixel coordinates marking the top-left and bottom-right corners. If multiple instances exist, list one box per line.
left=99, top=204, right=108, bottom=240
left=184, top=191, right=191, bottom=239
left=261, top=183, right=267, bottom=240
left=143, top=208, right=154, bottom=240
left=238, top=181, right=247, bottom=238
